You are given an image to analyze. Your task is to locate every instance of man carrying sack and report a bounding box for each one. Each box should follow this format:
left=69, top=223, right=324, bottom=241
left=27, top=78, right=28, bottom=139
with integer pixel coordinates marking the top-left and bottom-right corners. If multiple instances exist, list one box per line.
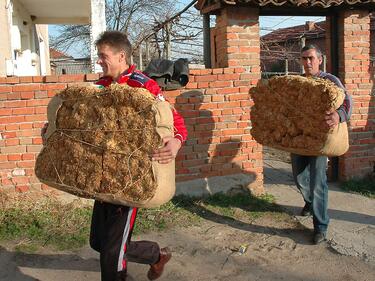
left=292, top=44, right=352, bottom=244
left=88, top=31, right=187, bottom=280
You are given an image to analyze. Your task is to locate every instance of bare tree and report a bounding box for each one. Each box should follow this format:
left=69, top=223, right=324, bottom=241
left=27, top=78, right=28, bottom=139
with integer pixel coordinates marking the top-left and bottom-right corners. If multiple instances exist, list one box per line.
left=50, top=0, right=176, bottom=57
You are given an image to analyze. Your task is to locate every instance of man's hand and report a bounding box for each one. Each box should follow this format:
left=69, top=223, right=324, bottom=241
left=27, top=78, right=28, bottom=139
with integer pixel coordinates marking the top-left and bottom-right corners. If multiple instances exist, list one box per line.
left=152, top=137, right=182, bottom=164
left=41, top=123, right=49, bottom=144
left=324, top=110, right=339, bottom=129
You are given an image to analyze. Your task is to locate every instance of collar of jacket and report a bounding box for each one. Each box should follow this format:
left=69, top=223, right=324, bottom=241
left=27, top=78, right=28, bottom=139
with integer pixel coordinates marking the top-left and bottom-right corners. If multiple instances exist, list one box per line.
left=100, top=64, right=137, bottom=85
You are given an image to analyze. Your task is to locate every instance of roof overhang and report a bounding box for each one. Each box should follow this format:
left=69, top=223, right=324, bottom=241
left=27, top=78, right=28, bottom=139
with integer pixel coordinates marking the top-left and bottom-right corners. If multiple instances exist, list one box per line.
left=18, top=0, right=91, bottom=24
left=196, top=0, right=375, bottom=15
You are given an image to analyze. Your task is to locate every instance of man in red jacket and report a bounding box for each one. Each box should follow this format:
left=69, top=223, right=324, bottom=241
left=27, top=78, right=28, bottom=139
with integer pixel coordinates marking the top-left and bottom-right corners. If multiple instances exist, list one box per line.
left=90, top=31, right=187, bottom=281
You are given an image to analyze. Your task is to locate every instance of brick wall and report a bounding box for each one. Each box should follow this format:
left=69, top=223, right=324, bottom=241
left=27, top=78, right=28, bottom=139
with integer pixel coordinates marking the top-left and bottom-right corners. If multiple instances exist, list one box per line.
left=0, top=70, right=264, bottom=195
left=338, top=10, right=375, bottom=179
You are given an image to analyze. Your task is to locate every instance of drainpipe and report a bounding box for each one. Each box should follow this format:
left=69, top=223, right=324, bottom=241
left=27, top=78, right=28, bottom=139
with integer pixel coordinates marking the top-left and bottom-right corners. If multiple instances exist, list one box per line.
left=203, top=13, right=211, bottom=68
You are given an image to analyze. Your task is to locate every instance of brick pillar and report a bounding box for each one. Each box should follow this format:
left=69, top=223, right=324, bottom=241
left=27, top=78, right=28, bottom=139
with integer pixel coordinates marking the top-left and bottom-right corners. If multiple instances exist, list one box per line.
left=338, top=10, right=375, bottom=179
left=213, top=6, right=260, bottom=73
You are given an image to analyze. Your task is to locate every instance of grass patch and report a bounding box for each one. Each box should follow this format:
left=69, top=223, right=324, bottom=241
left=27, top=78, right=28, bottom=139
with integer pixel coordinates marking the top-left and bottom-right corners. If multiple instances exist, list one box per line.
left=0, top=192, right=284, bottom=251
left=0, top=193, right=92, bottom=251
left=341, top=177, right=375, bottom=199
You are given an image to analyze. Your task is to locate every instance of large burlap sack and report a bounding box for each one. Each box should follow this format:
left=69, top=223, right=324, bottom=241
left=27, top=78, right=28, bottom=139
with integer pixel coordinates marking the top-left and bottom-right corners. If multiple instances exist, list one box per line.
left=35, top=84, right=175, bottom=208
left=250, top=75, right=349, bottom=156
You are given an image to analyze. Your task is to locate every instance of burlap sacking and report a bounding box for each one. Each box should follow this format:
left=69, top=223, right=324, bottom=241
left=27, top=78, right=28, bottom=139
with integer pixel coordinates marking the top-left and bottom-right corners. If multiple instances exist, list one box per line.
left=250, top=75, right=349, bottom=156
left=35, top=84, right=175, bottom=208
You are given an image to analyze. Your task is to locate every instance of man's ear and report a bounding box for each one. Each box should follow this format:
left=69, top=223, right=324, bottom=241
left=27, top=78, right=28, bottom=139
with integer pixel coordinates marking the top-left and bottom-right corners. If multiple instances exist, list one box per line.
left=119, top=51, right=126, bottom=62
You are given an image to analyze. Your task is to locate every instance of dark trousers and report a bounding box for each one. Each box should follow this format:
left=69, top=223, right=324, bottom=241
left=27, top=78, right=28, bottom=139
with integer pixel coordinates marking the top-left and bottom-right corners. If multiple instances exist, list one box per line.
left=90, top=201, right=160, bottom=281
left=291, top=154, right=330, bottom=233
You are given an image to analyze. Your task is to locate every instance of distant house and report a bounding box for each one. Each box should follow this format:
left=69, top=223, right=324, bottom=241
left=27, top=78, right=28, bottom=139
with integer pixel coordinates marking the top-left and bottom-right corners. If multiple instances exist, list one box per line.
left=50, top=48, right=91, bottom=75
left=0, top=0, right=105, bottom=77
left=0, top=0, right=51, bottom=76
left=261, top=14, right=375, bottom=74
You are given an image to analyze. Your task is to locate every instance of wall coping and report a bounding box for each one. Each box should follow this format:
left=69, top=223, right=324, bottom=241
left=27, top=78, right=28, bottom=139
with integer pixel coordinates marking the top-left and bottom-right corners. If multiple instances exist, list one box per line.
left=0, top=68, right=248, bottom=84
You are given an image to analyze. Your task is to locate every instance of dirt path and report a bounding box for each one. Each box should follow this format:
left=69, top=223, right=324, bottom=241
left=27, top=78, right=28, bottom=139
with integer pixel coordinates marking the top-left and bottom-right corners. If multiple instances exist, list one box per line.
left=1, top=213, right=374, bottom=281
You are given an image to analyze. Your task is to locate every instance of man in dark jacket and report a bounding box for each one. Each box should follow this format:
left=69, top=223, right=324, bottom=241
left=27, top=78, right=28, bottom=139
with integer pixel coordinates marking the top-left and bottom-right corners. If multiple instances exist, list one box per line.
left=292, top=44, right=352, bottom=244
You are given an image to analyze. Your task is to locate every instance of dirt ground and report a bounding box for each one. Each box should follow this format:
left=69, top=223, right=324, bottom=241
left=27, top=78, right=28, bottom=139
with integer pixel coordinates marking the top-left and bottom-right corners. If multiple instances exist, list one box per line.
left=1, top=215, right=374, bottom=281
left=0, top=148, right=374, bottom=281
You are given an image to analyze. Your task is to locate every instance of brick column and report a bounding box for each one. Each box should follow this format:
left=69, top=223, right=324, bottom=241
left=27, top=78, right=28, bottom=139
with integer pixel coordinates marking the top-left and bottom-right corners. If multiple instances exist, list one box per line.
left=213, top=6, right=260, bottom=73
left=338, top=10, right=375, bottom=179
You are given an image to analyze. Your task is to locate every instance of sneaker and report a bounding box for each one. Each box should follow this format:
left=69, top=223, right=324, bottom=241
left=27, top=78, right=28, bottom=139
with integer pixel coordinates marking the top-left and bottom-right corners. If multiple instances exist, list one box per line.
left=313, top=232, right=326, bottom=245
left=301, top=202, right=312, bottom=216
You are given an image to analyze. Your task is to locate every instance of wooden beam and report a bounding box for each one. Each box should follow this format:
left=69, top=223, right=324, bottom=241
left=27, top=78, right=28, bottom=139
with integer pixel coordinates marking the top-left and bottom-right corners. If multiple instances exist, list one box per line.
left=33, top=17, right=90, bottom=24
left=200, top=2, right=222, bottom=15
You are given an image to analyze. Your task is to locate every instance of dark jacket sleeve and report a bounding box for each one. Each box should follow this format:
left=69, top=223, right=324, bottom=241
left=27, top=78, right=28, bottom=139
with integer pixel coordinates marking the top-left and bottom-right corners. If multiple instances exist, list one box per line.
left=322, top=73, right=353, bottom=122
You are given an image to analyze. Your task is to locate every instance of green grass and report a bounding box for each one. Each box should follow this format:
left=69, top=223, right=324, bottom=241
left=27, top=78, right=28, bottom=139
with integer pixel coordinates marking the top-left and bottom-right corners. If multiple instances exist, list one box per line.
left=0, top=197, right=92, bottom=251
left=0, top=192, right=284, bottom=251
left=341, top=177, right=375, bottom=199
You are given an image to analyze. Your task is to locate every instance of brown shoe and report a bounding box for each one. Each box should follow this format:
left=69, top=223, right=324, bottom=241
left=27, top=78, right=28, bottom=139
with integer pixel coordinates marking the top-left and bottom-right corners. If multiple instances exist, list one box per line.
left=147, top=247, right=172, bottom=280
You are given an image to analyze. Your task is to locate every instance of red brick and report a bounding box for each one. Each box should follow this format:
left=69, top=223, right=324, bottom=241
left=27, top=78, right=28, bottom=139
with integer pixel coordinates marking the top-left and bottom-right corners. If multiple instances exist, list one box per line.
left=24, top=115, right=47, bottom=122
left=35, top=107, right=47, bottom=114
left=5, top=139, right=20, bottom=146
left=86, top=73, right=100, bottom=81
left=4, top=77, right=20, bottom=84
left=4, top=124, right=20, bottom=131
left=19, top=123, right=33, bottom=129
left=4, top=100, right=27, bottom=108
left=0, top=116, right=25, bottom=124
left=8, top=154, right=22, bottom=161
left=0, top=162, right=17, bottom=169
left=22, top=153, right=35, bottom=160
left=195, top=75, right=218, bottom=82
left=0, top=86, right=12, bottom=93
left=185, top=82, right=198, bottom=89
left=43, top=75, right=58, bottom=83
left=26, top=145, right=43, bottom=153
left=20, top=91, right=35, bottom=99
left=217, top=87, right=239, bottom=95
left=12, top=84, right=41, bottom=92
left=40, top=83, right=66, bottom=90
left=58, top=74, right=85, bottom=82
left=12, top=107, right=35, bottom=115
left=32, top=76, right=43, bottom=83
left=212, top=68, right=224, bottom=74
left=17, top=161, right=35, bottom=168
left=0, top=108, right=12, bottom=116
left=209, top=81, right=232, bottom=88
left=32, top=138, right=43, bottom=145
left=35, top=91, right=48, bottom=99
left=26, top=99, right=49, bottom=107
left=19, top=77, right=33, bottom=83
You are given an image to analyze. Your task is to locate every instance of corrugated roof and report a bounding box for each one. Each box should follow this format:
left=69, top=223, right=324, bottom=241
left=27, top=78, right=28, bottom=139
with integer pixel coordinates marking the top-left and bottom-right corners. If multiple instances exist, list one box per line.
left=197, top=0, right=375, bottom=9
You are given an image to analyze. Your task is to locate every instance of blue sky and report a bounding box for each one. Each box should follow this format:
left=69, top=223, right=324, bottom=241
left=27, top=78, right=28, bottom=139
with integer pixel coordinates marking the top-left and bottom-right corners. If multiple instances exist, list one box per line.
left=48, top=1, right=325, bottom=58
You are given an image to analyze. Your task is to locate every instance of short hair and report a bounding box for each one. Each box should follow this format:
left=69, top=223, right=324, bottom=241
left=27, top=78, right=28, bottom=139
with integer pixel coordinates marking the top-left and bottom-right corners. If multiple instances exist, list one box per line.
left=95, top=31, right=132, bottom=64
left=301, top=44, right=323, bottom=59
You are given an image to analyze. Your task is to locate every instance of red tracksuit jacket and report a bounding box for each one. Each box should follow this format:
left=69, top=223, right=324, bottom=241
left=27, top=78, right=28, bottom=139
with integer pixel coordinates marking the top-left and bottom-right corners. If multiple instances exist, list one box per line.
left=95, top=64, right=188, bottom=143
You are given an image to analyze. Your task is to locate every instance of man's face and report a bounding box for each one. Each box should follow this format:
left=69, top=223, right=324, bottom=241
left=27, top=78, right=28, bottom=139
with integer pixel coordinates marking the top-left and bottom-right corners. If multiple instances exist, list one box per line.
left=96, top=44, right=127, bottom=78
left=300, top=48, right=322, bottom=76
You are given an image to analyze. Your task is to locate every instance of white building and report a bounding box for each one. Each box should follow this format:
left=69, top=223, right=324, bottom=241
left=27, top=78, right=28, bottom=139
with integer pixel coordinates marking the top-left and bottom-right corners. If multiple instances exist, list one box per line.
left=0, top=0, right=105, bottom=77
